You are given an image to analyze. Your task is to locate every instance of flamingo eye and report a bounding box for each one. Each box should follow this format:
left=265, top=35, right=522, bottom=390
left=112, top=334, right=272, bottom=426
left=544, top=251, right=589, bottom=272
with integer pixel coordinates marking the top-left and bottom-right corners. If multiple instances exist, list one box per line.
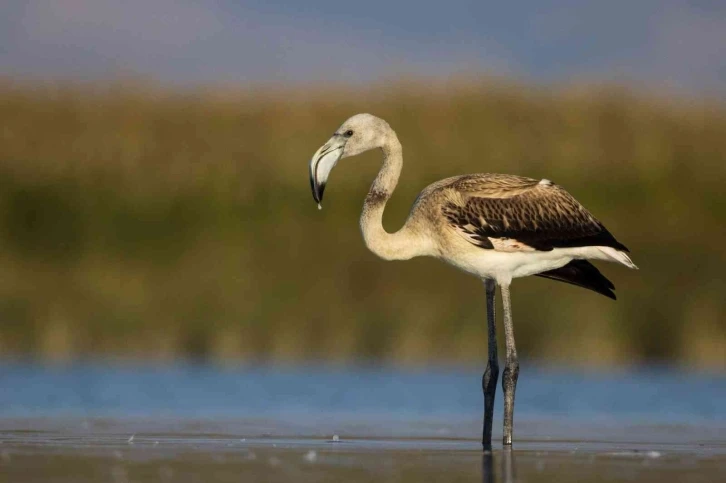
left=344, top=130, right=354, bottom=137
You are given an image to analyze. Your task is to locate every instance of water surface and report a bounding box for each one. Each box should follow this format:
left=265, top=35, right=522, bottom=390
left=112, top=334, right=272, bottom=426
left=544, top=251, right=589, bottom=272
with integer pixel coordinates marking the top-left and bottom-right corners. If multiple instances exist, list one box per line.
left=0, top=363, right=724, bottom=482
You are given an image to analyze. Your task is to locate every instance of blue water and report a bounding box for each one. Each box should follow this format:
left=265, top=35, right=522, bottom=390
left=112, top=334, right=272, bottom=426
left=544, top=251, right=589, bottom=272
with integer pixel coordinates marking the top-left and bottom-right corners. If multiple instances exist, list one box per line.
left=2, top=363, right=725, bottom=483
left=1, top=363, right=724, bottom=426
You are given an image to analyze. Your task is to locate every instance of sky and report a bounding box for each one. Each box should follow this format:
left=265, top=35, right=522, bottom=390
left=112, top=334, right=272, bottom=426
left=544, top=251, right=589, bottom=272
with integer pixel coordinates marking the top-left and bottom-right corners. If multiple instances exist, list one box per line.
left=1, top=1, right=725, bottom=94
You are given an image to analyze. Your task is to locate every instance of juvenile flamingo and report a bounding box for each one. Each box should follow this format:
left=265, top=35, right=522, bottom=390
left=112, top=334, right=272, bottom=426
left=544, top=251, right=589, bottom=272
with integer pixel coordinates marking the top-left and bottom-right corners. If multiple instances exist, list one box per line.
left=308, top=113, right=637, bottom=448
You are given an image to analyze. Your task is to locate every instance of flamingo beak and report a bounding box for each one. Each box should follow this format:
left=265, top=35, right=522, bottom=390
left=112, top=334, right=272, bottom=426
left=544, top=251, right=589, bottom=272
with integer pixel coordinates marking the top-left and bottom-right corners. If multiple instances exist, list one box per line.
left=309, top=136, right=345, bottom=209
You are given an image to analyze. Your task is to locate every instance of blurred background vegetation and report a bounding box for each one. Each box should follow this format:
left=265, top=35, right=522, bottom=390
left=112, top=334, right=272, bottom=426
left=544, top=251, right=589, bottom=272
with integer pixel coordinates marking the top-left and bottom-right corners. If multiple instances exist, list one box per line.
left=0, top=78, right=724, bottom=368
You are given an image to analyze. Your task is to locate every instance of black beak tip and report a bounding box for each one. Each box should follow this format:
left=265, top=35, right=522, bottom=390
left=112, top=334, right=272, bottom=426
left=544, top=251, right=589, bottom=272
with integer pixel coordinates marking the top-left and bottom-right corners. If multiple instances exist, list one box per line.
left=315, top=182, right=326, bottom=204
left=310, top=179, right=325, bottom=205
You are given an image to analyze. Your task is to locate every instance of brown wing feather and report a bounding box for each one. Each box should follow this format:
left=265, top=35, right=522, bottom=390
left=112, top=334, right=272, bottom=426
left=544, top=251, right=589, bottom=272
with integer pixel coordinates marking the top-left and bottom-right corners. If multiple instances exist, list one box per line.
left=441, top=175, right=629, bottom=252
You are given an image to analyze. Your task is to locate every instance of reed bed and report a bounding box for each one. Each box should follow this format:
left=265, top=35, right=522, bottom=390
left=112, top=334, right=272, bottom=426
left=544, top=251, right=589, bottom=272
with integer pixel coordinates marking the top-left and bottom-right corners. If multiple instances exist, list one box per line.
left=0, top=78, right=724, bottom=368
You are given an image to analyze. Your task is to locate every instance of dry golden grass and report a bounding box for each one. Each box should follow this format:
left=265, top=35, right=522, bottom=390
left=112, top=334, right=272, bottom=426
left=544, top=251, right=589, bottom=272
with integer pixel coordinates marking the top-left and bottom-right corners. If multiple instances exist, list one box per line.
left=0, top=77, right=724, bottom=368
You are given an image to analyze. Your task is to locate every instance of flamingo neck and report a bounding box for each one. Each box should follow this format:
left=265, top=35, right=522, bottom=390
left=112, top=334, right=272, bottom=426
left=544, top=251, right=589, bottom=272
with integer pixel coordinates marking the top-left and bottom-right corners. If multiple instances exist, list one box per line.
left=359, top=131, right=424, bottom=261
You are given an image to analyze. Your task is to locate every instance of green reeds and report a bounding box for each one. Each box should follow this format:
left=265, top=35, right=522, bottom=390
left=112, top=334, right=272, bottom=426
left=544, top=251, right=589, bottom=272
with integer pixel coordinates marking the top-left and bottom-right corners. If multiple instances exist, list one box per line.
left=0, top=79, right=724, bottom=367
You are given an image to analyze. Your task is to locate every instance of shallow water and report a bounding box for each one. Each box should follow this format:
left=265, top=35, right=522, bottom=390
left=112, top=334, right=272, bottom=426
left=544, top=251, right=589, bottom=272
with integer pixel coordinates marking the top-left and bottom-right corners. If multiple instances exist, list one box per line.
left=0, top=363, right=724, bottom=482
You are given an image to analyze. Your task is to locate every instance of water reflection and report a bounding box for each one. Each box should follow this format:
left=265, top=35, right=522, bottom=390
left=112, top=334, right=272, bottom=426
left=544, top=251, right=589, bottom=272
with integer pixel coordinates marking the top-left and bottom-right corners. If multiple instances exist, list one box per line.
left=482, top=448, right=515, bottom=483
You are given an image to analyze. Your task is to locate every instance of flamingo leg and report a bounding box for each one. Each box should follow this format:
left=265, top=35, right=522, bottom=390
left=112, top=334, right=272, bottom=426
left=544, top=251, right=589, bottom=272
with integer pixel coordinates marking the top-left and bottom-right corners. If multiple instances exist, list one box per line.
left=500, top=283, right=519, bottom=446
left=482, top=279, right=499, bottom=449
